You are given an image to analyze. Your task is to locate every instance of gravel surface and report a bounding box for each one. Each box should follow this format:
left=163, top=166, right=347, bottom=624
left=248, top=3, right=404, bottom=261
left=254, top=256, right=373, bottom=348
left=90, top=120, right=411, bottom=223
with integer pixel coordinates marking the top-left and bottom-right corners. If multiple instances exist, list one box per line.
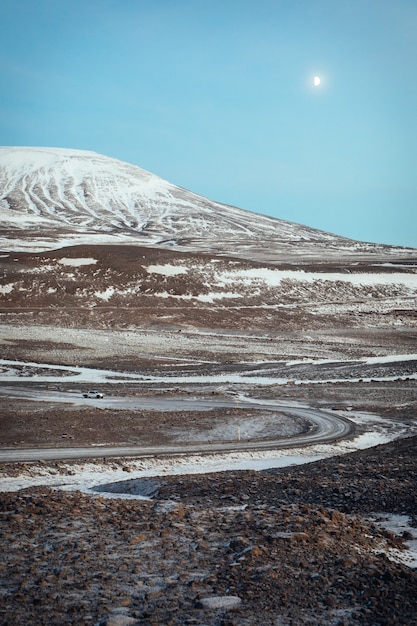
left=1, top=435, right=417, bottom=625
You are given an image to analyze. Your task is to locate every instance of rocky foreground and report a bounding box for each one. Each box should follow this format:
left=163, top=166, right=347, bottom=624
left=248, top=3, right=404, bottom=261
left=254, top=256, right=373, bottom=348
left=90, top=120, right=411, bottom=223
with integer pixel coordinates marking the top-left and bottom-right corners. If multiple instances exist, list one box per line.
left=1, top=436, right=417, bottom=625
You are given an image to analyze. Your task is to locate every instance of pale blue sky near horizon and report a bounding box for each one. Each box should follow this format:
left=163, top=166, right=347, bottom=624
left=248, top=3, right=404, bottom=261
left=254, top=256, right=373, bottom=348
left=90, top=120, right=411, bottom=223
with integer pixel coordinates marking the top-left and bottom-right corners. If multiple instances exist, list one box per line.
left=1, top=0, right=416, bottom=248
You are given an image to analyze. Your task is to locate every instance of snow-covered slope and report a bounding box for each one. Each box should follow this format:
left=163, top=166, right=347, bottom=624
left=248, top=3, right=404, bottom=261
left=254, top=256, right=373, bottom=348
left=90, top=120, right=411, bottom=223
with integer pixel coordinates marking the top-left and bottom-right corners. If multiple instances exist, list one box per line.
left=0, top=146, right=411, bottom=260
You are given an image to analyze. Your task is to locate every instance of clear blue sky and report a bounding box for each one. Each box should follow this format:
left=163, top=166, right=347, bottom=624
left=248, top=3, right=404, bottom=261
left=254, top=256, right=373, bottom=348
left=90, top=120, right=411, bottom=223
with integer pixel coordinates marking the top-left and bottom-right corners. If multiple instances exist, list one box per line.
left=1, top=0, right=416, bottom=248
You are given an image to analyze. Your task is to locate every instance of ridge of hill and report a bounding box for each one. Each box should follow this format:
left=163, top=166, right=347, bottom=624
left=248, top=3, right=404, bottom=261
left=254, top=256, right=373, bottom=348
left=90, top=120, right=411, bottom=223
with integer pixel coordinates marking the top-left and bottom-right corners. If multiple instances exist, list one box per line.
left=1, top=146, right=413, bottom=261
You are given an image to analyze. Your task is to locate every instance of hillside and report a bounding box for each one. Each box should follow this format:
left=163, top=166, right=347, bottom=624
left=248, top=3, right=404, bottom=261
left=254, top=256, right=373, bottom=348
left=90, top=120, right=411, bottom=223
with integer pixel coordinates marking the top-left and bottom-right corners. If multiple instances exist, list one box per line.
left=0, top=147, right=413, bottom=262
left=1, top=146, right=416, bottom=337
left=1, top=243, right=416, bottom=338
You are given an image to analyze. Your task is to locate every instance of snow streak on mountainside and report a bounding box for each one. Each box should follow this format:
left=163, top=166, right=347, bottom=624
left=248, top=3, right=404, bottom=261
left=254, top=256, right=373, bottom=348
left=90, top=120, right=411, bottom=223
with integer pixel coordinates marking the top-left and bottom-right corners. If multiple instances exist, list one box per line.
left=0, top=147, right=317, bottom=242
left=0, top=147, right=414, bottom=261
left=0, top=147, right=335, bottom=247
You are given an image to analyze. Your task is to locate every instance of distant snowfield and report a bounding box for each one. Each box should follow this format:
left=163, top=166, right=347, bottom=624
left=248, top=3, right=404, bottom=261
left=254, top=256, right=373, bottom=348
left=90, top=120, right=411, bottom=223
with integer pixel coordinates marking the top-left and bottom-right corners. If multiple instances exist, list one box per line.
left=146, top=264, right=417, bottom=290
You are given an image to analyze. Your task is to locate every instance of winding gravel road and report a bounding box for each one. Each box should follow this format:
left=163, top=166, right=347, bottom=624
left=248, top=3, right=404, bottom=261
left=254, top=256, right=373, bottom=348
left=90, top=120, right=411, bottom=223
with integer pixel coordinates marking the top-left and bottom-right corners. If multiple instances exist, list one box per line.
left=0, top=385, right=354, bottom=462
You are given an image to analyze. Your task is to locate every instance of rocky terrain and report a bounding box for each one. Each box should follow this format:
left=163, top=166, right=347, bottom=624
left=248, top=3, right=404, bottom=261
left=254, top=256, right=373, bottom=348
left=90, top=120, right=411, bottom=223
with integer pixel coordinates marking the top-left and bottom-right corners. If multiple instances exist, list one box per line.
left=1, top=147, right=417, bottom=624
left=1, top=435, right=417, bottom=626
left=1, top=243, right=416, bottom=336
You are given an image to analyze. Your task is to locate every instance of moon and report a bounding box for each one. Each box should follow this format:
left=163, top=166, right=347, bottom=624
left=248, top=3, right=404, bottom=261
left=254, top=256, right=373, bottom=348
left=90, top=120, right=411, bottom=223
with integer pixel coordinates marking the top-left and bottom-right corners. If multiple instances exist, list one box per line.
left=314, top=76, right=321, bottom=87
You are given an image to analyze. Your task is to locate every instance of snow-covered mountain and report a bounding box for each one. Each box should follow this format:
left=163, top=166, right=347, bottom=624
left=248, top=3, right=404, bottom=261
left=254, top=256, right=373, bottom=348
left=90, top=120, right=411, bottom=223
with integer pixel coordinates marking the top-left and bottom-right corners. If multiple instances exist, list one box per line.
left=0, top=146, right=412, bottom=261
left=0, top=146, right=334, bottom=254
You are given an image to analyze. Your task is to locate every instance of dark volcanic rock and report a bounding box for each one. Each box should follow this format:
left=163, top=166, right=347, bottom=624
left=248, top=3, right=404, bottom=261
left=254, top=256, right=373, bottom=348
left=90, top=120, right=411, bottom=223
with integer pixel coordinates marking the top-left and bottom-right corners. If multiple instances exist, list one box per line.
left=1, top=435, right=417, bottom=625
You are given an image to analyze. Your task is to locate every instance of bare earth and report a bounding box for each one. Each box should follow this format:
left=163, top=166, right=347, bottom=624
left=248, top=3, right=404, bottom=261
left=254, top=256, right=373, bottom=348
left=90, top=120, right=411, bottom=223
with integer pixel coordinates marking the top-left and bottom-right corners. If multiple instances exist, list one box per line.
left=1, top=435, right=417, bottom=626
left=1, top=244, right=417, bottom=625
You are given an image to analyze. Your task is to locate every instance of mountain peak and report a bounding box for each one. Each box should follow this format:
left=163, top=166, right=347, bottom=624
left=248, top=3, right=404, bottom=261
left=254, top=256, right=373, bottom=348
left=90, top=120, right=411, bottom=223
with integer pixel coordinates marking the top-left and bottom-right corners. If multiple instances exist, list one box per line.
left=0, top=146, right=408, bottom=260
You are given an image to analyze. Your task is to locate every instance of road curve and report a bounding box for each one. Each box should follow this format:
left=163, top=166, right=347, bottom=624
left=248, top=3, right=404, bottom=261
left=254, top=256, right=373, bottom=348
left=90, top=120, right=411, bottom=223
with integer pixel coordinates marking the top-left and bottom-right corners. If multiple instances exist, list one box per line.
left=0, top=387, right=354, bottom=463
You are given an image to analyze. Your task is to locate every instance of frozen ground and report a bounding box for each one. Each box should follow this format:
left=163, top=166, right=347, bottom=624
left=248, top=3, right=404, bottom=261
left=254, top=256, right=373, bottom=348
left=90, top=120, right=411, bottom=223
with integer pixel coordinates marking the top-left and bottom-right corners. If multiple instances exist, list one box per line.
left=371, top=513, right=417, bottom=569
left=1, top=148, right=417, bottom=624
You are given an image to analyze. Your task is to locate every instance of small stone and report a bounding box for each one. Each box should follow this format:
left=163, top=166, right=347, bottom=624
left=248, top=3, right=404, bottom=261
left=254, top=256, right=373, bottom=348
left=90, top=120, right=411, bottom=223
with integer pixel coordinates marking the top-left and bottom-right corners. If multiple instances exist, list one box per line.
left=402, top=530, right=414, bottom=541
left=153, top=500, right=180, bottom=514
left=105, top=618, right=136, bottom=626
left=103, top=610, right=137, bottom=626
left=197, top=596, right=242, bottom=610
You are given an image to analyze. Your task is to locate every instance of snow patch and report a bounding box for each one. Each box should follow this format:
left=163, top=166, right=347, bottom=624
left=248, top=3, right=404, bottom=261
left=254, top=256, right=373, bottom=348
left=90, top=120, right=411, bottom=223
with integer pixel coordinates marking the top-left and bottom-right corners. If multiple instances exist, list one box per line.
left=155, top=291, right=242, bottom=302
left=147, top=264, right=188, bottom=276
left=217, top=267, right=417, bottom=289
left=95, top=287, right=115, bottom=301
left=58, top=257, right=97, bottom=267
left=371, top=514, right=417, bottom=569
left=0, top=283, right=14, bottom=294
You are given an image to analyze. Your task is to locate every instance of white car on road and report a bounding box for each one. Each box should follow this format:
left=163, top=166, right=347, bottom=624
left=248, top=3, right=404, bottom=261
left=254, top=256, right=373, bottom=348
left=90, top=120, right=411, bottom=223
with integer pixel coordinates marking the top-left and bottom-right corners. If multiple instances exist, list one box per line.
left=83, top=390, right=104, bottom=399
